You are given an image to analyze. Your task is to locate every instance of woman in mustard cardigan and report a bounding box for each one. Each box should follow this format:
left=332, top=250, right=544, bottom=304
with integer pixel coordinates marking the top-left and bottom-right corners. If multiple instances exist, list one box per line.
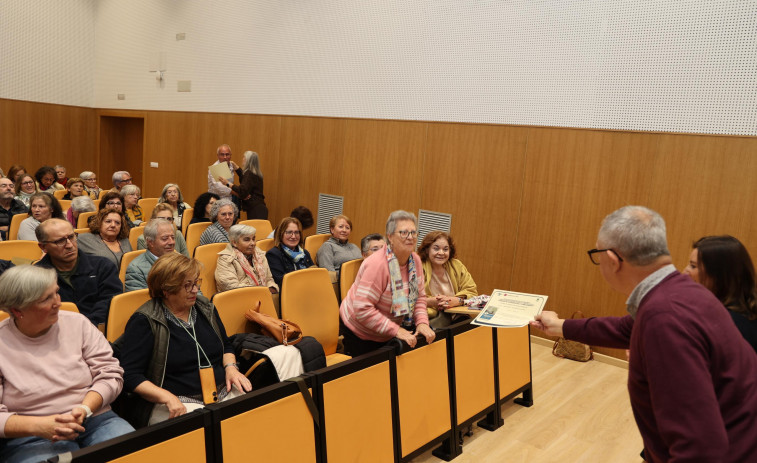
left=418, top=231, right=478, bottom=328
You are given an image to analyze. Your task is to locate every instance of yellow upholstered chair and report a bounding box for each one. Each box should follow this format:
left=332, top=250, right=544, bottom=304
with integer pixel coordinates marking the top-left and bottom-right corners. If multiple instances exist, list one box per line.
left=128, top=226, right=144, bottom=251
left=59, top=302, right=79, bottom=313
left=77, top=211, right=97, bottom=229
left=212, top=287, right=278, bottom=335
left=256, top=238, right=274, bottom=253
left=7, top=213, right=27, bottom=241
left=53, top=189, right=67, bottom=200
left=98, top=190, right=108, bottom=201
left=238, top=219, right=273, bottom=239
left=339, top=258, right=363, bottom=302
left=119, top=249, right=146, bottom=285
left=0, top=240, right=43, bottom=264
left=74, top=227, right=91, bottom=235
left=281, top=267, right=350, bottom=366
left=57, top=199, right=71, bottom=212
left=180, top=207, right=193, bottom=237
left=303, top=233, right=330, bottom=265
left=106, top=289, right=150, bottom=342
left=186, top=222, right=211, bottom=259
left=138, top=197, right=159, bottom=220
left=194, top=242, right=227, bottom=300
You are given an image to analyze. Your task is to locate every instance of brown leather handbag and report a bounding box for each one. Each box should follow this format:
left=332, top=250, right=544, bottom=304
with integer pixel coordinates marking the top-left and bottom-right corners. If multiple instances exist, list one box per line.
left=552, top=311, right=593, bottom=362
left=244, top=301, right=303, bottom=346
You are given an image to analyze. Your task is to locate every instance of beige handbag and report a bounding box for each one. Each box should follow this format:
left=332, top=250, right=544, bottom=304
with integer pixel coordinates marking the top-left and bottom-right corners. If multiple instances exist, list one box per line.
left=552, top=311, right=593, bottom=362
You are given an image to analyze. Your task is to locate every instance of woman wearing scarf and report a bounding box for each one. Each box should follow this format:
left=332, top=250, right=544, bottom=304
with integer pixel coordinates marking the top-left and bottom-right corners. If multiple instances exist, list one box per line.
left=266, top=217, right=315, bottom=288
left=215, top=224, right=279, bottom=294
left=339, top=210, right=435, bottom=356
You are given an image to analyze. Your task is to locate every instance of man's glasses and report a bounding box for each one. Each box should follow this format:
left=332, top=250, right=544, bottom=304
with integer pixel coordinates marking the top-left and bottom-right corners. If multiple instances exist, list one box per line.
left=119, top=178, right=133, bottom=184
left=587, top=248, right=624, bottom=265
left=43, top=233, right=78, bottom=248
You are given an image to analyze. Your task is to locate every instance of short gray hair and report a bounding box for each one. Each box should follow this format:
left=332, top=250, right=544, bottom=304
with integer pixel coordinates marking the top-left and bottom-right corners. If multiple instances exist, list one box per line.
left=143, top=219, right=173, bottom=243
left=112, top=171, right=130, bottom=187
left=0, top=265, right=57, bottom=316
left=158, top=183, right=184, bottom=204
left=71, top=196, right=96, bottom=213
left=229, top=224, right=256, bottom=245
left=597, top=206, right=670, bottom=266
left=210, top=198, right=238, bottom=222
left=386, top=210, right=417, bottom=236
left=80, top=171, right=96, bottom=180
left=361, top=233, right=385, bottom=253
left=120, top=184, right=141, bottom=197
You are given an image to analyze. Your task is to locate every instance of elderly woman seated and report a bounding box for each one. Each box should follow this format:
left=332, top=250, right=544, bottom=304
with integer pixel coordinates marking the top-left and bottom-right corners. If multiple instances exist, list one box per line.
left=117, top=253, right=251, bottom=427
left=0, top=265, right=133, bottom=462
left=340, top=210, right=435, bottom=356
left=189, top=193, right=219, bottom=225
left=683, top=235, right=757, bottom=352
left=215, top=224, right=278, bottom=294
left=316, top=215, right=362, bottom=276
left=77, top=209, right=132, bottom=269
left=158, top=183, right=191, bottom=228
left=199, top=198, right=237, bottom=245
left=120, top=185, right=143, bottom=227
left=266, top=217, right=315, bottom=288
left=65, top=195, right=96, bottom=228
left=136, top=203, right=190, bottom=257
left=417, top=231, right=478, bottom=328
left=80, top=171, right=101, bottom=200
left=361, top=233, right=386, bottom=258
left=62, top=178, right=87, bottom=200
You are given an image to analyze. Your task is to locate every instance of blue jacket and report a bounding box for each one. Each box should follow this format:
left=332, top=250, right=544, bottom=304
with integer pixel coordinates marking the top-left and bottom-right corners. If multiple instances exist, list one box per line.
left=36, top=251, right=123, bottom=325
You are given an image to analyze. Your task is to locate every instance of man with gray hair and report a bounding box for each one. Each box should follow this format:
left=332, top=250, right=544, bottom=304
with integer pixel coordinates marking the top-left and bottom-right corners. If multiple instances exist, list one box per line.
left=110, top=171, right=132, bottom=193
left=532, top=205, right=757, bottom=462
left=124, top=219, right=176, bottom=292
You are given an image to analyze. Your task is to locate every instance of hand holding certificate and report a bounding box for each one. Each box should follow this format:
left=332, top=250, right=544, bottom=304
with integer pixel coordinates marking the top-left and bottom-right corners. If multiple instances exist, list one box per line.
left=209, top=162, right=233, bottom=182
left=471, top=289, right=548, bottom=328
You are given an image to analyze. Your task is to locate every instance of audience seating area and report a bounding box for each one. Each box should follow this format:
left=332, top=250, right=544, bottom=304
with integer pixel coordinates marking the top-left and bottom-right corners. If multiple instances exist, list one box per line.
left=63, top=322, right=532, bottom=462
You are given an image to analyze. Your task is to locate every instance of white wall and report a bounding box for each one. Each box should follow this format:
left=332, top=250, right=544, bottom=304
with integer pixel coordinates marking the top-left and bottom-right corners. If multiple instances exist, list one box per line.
left=5, top=1, right=757, bottom=135
left=0, top=0, right=95, bottom=107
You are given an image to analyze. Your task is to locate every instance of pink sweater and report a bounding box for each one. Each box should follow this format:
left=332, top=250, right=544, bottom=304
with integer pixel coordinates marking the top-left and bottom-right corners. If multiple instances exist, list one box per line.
left=0, top=311, right=124, bottom=437
left=340, top=250, right=429, bottom=342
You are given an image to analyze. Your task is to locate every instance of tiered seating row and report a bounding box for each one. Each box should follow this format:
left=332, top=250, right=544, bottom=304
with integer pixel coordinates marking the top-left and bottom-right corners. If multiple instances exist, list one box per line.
left=63, top=322, right=532, bottom=462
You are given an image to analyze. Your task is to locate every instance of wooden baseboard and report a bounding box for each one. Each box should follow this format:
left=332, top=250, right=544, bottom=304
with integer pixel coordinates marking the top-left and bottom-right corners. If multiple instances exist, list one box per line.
left=530, top=335, right=628, bottom=370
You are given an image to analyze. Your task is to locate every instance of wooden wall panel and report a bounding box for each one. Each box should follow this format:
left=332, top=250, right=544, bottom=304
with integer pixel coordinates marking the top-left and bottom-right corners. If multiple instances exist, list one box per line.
left=1, top=99, right=96, bottom=179
left=275, top=117, right=347, bottom=233
left=142, top=111, right=281, bottom=205
left=512, top=128, right=661, bottom=357
left=648, top=134, right=757, bottom=272
left=341, top=119, right=427, bottom=243
left=422, top=123, right=529, bottom=295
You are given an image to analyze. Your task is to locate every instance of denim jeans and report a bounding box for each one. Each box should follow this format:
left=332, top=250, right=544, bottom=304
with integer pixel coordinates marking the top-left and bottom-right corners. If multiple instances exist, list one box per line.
left=0, top=410, right=135, bottom=463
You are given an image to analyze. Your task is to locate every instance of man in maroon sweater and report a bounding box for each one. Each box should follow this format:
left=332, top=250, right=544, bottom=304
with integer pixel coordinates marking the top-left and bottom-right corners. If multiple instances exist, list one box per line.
left=532, top=206, right=757, bottom=462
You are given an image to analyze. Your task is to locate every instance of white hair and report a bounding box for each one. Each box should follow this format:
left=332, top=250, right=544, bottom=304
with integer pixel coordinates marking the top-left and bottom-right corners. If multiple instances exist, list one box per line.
left=598, top=206, right=670, bottom=266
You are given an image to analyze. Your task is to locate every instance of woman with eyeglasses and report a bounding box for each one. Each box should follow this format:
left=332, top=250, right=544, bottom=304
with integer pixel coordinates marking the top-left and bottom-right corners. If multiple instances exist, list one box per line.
left=34, top=166, right=64, bottom=195
left=136, top=203, right=190, bottom=257
left=116, top=253, right=251, bottom=427
left=80, top=171, right=102, bottom=200
left=17, top=193, right=64, bottom=241
left=682, top=235, right=757, bottom=352
left=120, top=185, right=143, bottom=227
left=157, top=183, right=191, bottom=228
left=14, top=173, right=39, bottom=208
left=77, top=209, right=132, bottom=269
left=98, top=191, right=123, bottom=213
left=0, top=265, right=134, bottom=462
left=265, top=217, right=316, bottom=288
left=417, top=231, right=478, bottom=328
left=340, top=210, right=435, bottom=356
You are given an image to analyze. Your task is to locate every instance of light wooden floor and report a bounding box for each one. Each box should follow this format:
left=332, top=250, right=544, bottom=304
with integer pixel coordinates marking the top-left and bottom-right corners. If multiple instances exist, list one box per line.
left=409, top=340, right=644, bottom=463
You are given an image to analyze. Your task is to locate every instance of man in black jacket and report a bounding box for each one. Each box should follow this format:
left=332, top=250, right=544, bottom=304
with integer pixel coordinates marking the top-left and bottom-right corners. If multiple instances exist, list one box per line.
left=0, top=176, right=27, bottom=240
left=34, top=219, right=122, bottom=326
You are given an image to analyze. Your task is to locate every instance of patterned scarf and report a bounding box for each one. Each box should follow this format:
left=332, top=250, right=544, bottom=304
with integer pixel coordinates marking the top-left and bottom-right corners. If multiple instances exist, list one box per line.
left=386, top=244, right=419, bottom=317
left=283, top=245, right=309, bottom=269
left=233, top=247, right=263, bottom=286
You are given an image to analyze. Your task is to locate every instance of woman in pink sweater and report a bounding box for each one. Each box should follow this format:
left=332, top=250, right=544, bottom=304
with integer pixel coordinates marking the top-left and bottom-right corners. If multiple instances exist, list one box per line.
left=340, top=210, right=435, bottom=356
left=0, top=265, right=133, bottom=463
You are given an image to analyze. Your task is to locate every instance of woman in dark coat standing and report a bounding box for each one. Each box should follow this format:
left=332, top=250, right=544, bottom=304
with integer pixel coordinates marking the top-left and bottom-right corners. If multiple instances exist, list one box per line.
left=220, top=150, right=268, bottom=220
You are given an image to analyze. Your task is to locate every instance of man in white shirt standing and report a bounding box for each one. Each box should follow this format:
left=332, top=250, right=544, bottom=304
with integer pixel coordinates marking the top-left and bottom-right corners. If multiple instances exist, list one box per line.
left=208, top=144, right=238, bottom=200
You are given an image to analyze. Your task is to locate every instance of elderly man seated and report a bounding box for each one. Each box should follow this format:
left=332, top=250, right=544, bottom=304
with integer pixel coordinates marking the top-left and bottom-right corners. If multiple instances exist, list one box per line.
left=124, top=219, right=176, bottom=292
left=34, top=219, right=123, bottom=326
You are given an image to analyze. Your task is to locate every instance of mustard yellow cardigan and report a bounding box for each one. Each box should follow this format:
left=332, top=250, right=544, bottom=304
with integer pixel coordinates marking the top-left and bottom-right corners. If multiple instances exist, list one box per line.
left=422, top=258, right=478, bottom=318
